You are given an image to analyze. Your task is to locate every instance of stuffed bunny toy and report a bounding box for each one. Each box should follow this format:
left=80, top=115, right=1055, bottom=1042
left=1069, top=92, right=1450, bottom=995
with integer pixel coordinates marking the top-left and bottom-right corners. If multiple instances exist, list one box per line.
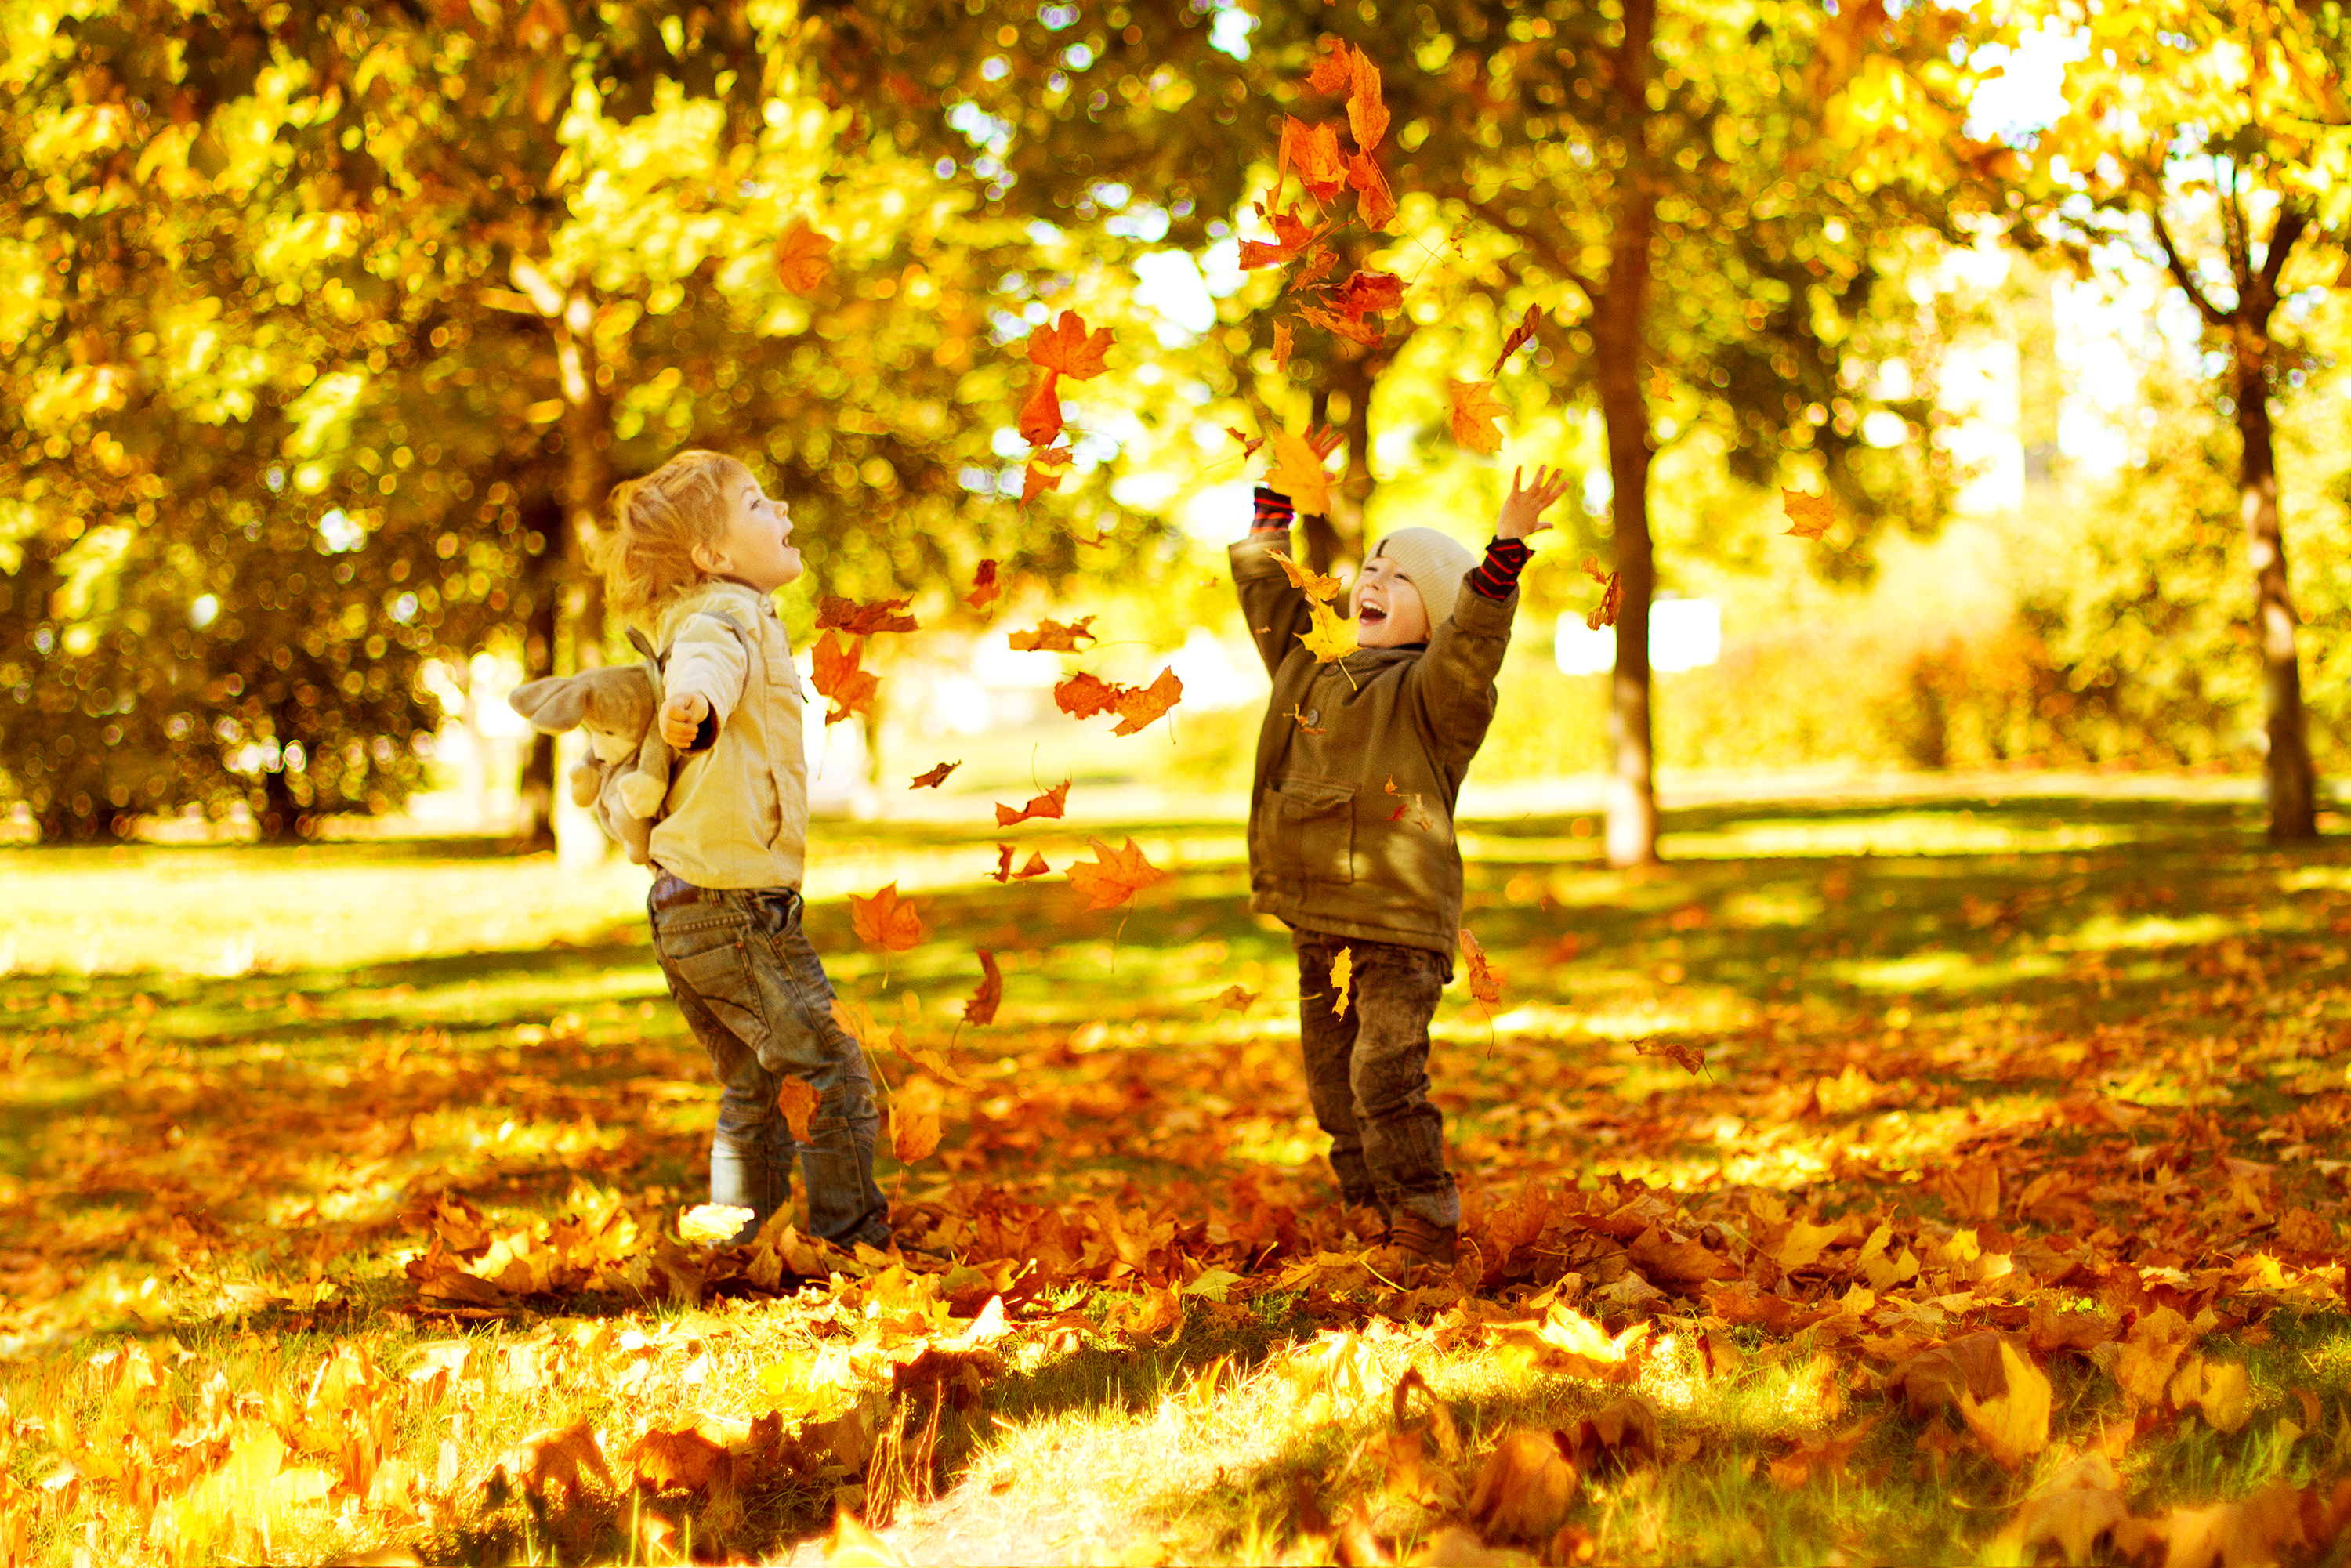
left=508, top=629, right=672, bottom=863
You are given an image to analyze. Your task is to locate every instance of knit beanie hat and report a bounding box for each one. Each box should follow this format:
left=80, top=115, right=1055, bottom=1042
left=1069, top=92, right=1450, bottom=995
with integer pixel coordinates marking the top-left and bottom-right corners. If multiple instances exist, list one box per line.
left=1367, top=526, right=1476, bottom=632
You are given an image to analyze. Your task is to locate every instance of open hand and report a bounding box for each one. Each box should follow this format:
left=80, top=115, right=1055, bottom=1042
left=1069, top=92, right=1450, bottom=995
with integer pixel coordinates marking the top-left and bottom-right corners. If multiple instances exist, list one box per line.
left=1497, top=464, right=1572, bottom=541
left=660, top=691, right=710, bottom=751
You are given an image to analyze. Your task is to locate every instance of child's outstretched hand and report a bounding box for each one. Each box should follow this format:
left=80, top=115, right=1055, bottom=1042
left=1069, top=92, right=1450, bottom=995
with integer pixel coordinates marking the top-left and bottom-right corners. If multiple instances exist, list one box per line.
left=1497, top=464, right=1572, bottom=541
left=660, top=691, right=709, bottom=750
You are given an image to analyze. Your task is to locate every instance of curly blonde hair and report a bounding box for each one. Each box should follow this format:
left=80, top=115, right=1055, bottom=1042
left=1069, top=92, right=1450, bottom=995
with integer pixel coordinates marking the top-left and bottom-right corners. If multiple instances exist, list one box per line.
left=597, top=450, right=752, bottom=625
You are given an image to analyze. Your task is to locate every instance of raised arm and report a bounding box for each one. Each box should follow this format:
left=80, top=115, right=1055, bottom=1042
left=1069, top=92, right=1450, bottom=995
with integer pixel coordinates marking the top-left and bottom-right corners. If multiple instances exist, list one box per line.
left=1409, top=464, right=1570, bottom=764
left=1230, top=486, right=1313, bottom=678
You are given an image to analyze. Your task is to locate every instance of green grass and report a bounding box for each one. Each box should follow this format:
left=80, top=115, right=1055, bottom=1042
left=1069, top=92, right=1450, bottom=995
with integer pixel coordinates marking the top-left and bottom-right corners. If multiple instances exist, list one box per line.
left=2, top=780, right=2349, bottom=1565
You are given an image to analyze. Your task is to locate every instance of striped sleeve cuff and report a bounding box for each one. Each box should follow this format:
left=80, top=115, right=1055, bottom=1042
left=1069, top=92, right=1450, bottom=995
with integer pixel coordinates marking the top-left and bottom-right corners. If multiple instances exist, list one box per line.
left=1250, top=485, right=1295, bottom=535
left=1468, top=537, right=1533, bottom=600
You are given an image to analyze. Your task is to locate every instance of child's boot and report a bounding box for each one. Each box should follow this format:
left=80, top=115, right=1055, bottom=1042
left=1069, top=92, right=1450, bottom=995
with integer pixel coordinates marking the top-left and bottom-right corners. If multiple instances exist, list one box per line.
left=1341, top=1200, right=1390, bottom=1247
left=1368, top=1213, right=1457, bottom=1276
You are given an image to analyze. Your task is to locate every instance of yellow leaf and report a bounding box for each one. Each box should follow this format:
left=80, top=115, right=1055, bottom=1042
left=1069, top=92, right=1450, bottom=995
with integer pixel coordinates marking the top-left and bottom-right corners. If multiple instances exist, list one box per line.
left=679, top=1204, right=754, bottom=1244
left=1330, top=947, right=1353, bottom=1017
left=1447, top=380, right=1507, bottom=453
left=1266, top=547, right=1343, bottom=603
left=1299, top=598, right=1358, bottom=664
left=1266, top=429, right=1333, bottom=516
left=1957, top=1341, right=2051, bottom=1472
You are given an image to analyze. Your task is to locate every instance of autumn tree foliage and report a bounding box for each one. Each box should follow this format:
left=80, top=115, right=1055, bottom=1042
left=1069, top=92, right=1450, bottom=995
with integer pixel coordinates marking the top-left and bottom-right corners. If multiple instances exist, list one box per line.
left=1998, top=0, right=2351, bottom=843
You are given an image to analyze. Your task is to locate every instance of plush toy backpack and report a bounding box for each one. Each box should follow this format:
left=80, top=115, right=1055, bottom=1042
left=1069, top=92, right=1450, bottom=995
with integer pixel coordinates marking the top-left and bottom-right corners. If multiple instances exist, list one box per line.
left=508, top=628, right=673, bottom=864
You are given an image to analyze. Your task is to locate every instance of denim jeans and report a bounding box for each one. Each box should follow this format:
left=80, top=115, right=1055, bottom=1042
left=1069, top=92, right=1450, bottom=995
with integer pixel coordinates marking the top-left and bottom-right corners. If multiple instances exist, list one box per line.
left=1293, top=929, right=1460, bottom=1229
left=648, top=875, right=890, bottom=1249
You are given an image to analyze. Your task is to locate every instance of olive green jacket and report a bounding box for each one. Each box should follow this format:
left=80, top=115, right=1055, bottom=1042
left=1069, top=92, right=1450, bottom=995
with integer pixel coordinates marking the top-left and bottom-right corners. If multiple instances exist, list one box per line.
left=1230, top=531, right=1518, bottom=972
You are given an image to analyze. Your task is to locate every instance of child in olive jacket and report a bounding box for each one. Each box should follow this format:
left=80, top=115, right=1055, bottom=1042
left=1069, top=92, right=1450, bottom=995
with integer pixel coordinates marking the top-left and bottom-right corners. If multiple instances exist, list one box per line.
left=1232, top=460, right=1568, bottom=1273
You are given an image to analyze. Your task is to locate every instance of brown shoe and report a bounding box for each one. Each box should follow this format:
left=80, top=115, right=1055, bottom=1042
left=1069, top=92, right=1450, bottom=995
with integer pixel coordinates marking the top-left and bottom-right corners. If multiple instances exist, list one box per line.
left=1367, top=1213, right=1458, bottom=1276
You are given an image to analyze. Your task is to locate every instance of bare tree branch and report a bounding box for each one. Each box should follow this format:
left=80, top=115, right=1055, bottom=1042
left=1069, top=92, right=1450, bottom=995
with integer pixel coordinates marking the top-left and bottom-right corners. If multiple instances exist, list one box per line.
left=2145, top=187, right=2230, bottom=328
left=1462, top=197, right=1603, bottom=310
left=2256, top=200, right=2312, bottom=304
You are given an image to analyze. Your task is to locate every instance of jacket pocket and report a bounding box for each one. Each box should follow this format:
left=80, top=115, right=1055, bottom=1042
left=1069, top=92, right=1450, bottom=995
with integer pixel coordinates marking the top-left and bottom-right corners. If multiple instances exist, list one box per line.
left=1273, top=775, right=1357, bottom=885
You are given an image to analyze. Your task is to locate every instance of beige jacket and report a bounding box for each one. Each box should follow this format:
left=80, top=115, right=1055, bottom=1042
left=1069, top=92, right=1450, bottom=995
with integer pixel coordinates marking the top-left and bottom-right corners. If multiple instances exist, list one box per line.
left=647, top=580, right=810, bottom=890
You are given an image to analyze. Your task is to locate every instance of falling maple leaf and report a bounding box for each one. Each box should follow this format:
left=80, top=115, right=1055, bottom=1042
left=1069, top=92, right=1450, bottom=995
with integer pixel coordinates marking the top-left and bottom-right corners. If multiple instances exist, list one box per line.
left=1492, top=304, right=1543, bottom=375
left=1025, top=310, right=1115, bottom=378
left=1330, top=270, right=1404, bottom=321
left=1386, top=776, right=1433, bottom=831
left=1066, top=837, right=1172, bottom=911
left=1299, top=599, right=1358, bottom=664
left=1008, top=615, right=1097, bottom=652
left=1330, top=947, right=1353, bottom=1017
left=986, top=844, right=1052, bottom=882
left=848, top=882, right=924, bottom=953
left=963, top=950, right=1002, bottom=1027
left=964, top=559, right=1001, bottom=612
left=1284, top=703, right=1327, bottom=736
left=1271, top=320, right=1294, bottom=372
left=1301, top=304, right=1384, bottom=349
left=1305, top=34, right=1354, bottom=92
left=1017, top=370, right=1064, bottom=447
left=1346, top=51, right=1389, bottom=153
left=907, top=761, right=960, bottom=790
left=891, top=1077, right=944, bottom=1161
left=810, top=631, right=879, bottom=724
left=1239, top=205, right=1316, bottom=270
left=1212, top=984, right=1257, bottom=1014
left=1020, top=446, right=1071, bottom=509
left=1781, top=487, right=1835, bottom=539
left=1055, top=668, right=1183, bottom=733
left=1227, top=424, right=1267, bottom=458
left=1279, top=117, right=1349, bottom=202
left=1461, top=928, right=1506, bottom=1006
left=1285, top=246, right=1341, bottom=296
left=774, top=219, right=835, bottom=294
left=1266, top=547, right=1344, bottom=603
left=815, top=596, right=918, bottom=636
left=1448, top=379, right=1509, bottom=454
left=1266, top=430, right=1334, bottom=516
left=774, top=1077, right=818, bottom=1142
left=1581, top=558, right=1624, bottom=631
left=1348, top=152, right=1396, bottom=230
left=994, top=779, right=1071, bottom=827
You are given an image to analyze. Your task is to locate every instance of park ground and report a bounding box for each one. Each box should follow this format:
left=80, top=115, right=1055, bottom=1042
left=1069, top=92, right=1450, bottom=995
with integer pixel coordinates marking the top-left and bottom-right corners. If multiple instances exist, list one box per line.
left=3, top=773, right=2350, bottom=1566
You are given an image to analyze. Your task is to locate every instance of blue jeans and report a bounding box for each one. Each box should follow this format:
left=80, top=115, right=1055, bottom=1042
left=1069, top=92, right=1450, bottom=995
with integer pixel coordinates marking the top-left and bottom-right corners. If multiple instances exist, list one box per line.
left=1294, top=930, right=1461, bottom=1229
left=648, top=875, right=890, bottom=1249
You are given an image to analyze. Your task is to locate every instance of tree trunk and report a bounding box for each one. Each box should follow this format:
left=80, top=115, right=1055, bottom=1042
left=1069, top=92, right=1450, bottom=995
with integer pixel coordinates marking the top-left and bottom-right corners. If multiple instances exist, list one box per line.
left=1596, top=0, right=1659, bottom=868
left=2235, top=356, right=2318, bottom=841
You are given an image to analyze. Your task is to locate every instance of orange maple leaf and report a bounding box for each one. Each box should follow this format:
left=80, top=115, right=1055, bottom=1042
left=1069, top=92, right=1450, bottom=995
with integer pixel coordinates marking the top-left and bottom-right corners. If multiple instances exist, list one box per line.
left=1448, top=380, right=1508, bottom=454
left=1266, top=430, right=1334, bottom=517
left=1109, top=667, right=1183, bottom=735
left=1346, top=51, right=1389, bottom=153
left=1330, top=270, right=1404, bottom=321
left=1053, top=672, right=1117, bottom=721
left=1239, top=206, right=1316, bottom=270
left=1284, top=246, right=1340, bottom=297
left=1301, top=305, right=1382, bottom=349
left=1581, top=557, right=1625, bottom=630
left=814, top=596, right=918, bottom=636
left=908, top=760, right=960, bottom=789
left=849, top=882, right=924, bottom=952
left=1271, top=320, right=1295, bottom=372
left=1025, top=310, right=1114, bottom=379
left=1066, top=836, right=1172, bottom=911
left=1284, top=703, right=1328, bottom=736
left=1348, top=153, right=1396, bottom=230
left=774, top=219, right=835, bottom=294
left=1492, top=304, right=1543, bottom=375
left=1212, top=983, right=1258, bottom=1014
left=965, top=559, right=1001, bottom=612
left=987, top=844, right=1052, bottom=882
left=994, top=779, right=1071, bottom=827
left=1280, top=118, right=1349, bottom=203
left=1305, top=35, right=1353, bottom=93
left=1781, top=488, right=1835, bottom=539
left=963, top=950, right=1003, bottom=1027
left=810, top=631, right=878, bottom=725
left=774, top=1077, right=818, bottom=1142
left=1460, top=928, right=1506, bottom=1007
left=1009, top=616, right=1097, bottom=652
left=1020, top=447, right=1071, bottom=509
left=1227, top=424, right=1267, bottom=458
left=1017, top=369, right=1064, bottom=447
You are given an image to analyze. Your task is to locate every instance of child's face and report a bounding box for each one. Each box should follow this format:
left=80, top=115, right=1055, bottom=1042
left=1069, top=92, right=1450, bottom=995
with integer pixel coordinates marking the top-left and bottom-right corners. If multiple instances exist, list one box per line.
left=1350, top=556, right=1429, bottom=646
left=694, top=476, right=802, bottom=592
